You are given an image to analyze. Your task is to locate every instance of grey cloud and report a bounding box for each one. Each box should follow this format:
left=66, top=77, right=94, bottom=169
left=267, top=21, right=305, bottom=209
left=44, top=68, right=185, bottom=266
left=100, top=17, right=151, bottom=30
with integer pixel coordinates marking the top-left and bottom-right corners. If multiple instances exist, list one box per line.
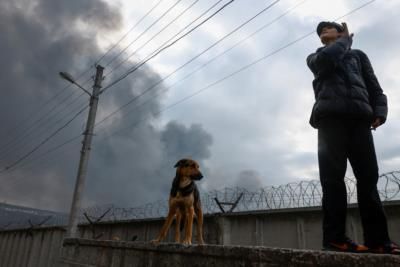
left=34, top=0, right=121, bottom=33
left=85, top=120, right=213, bottom=207
left=161, top=121, right=213, bottom=162
left=3, top=0, right=398, bottom=213
left=0, top=0, right=214, bottom=211
left=0, top=0, right=119, bottom=210
left=235, top=169, right=263, bottom=191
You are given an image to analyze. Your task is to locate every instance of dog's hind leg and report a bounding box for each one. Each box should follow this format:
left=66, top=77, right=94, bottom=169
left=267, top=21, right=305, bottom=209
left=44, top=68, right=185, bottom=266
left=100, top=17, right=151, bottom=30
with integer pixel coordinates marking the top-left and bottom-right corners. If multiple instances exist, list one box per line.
left=182, top=206, right=194, bottom=245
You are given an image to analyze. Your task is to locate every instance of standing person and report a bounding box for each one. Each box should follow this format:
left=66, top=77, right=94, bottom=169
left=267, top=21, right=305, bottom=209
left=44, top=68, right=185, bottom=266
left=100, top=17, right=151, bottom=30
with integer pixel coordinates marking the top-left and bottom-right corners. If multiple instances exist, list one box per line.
left=307, top=21, right=399, bottom=254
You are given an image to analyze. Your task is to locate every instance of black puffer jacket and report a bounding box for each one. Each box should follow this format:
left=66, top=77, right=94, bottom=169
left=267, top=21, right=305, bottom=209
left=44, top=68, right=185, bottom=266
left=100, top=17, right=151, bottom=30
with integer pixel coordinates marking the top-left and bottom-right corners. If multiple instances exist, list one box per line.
left=307, top=36, right=387, bottom=128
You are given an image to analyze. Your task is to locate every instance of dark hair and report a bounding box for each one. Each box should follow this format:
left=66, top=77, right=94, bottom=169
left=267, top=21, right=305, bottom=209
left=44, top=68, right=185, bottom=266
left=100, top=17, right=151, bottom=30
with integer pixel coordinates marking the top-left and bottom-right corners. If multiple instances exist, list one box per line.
left=316, top=21, right=344, bottom=36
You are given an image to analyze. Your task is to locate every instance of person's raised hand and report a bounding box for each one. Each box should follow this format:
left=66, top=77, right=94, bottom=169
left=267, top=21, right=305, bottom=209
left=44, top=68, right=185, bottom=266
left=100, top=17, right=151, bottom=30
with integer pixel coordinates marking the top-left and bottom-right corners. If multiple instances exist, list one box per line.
left=339, top=22, right=354, bottom=38
left=338, top=22, right=353, bottom=48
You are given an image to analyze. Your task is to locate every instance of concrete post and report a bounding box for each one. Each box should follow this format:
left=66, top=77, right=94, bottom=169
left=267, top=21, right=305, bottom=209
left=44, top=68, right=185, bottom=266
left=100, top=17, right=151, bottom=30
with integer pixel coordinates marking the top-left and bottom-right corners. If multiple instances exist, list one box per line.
left=297, top=217, right=306, bottom=249
left=66, top=65, right=104, bottom=238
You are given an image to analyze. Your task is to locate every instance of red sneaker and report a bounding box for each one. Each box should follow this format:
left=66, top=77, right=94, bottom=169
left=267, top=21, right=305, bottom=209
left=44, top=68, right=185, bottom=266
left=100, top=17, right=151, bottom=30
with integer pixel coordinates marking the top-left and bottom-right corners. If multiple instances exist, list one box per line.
left=369, top=242, right=400, bottom=255
left=323, top=238, right=369, bottom=253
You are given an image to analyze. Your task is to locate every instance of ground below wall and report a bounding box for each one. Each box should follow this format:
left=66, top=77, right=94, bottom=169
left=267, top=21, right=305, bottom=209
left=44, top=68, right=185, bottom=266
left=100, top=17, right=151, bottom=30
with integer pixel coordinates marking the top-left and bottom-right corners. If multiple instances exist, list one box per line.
left=57, top=238, right=400, bottom=267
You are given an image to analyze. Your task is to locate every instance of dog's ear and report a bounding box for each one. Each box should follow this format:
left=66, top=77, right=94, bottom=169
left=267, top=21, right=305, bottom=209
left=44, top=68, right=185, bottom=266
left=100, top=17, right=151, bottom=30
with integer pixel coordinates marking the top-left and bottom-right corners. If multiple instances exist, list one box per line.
left=174, top=160, right=184, bottom=168
left=174, top=159, right=190, bottom=168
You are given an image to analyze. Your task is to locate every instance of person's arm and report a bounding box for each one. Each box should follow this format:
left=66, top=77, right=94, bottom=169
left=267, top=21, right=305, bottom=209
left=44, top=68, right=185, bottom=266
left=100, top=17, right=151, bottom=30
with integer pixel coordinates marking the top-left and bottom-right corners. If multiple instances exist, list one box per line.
left=307, top=22, right=353, bottom=77
left=307, top=37, right=351, bottom=76
left=359, top=50, right=388, bottom=127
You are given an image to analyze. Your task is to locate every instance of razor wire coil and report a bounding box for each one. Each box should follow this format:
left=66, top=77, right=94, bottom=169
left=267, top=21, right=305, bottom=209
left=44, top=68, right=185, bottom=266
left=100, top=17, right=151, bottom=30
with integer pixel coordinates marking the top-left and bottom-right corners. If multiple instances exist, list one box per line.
left=2, top=171, right=399, bottom=230
left=82, top=171, right=400, bottom=222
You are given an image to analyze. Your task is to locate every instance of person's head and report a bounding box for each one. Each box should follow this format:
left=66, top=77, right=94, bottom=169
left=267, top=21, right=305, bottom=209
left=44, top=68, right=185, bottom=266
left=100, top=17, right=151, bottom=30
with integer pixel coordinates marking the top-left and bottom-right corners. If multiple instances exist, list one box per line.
left=316, top=21, right=343, bottom=45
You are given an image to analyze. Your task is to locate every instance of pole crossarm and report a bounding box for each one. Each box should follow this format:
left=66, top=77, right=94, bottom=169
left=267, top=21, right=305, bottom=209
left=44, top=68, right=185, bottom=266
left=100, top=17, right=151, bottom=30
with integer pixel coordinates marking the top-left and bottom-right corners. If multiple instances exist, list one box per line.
left=59, top=72, right=92, bottom=96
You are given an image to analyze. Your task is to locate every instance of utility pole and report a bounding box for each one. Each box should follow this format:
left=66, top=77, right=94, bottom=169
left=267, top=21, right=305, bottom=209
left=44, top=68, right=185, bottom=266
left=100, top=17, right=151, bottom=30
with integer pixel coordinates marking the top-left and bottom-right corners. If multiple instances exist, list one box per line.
left=65, top=65, right=104, bottom=238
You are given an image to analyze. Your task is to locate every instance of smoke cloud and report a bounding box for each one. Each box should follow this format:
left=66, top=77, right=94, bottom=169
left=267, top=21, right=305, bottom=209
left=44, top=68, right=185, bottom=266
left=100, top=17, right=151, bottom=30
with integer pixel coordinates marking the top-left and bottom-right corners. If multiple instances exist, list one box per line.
left=0, top=0, right=214, bottom=212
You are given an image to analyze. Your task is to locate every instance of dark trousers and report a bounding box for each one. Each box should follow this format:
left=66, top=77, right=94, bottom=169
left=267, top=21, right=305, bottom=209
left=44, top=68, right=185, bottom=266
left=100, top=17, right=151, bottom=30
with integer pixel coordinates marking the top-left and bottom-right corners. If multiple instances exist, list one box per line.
left=318, top=118, right=390, bottom=247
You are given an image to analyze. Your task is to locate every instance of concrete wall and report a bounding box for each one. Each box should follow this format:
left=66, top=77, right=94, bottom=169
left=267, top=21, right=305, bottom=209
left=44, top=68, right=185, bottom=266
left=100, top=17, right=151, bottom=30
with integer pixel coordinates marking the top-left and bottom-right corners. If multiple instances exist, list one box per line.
left=78, top=201, right=400, bottom=249
left=0, top=227, right=65, bottom=267
left=1, top=201, right=399, bottom=266
left=57, top=238, right=400, bottom=267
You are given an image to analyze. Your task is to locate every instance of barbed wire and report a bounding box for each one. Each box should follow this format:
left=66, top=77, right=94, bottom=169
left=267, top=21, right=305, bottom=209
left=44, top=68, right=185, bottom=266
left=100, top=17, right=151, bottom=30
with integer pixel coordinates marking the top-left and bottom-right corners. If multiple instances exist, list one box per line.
left=1, top=171, right=399, bottom=230
left=82, top=170, right=400, bottom=222
left=0, top=203, right=69, bottom=230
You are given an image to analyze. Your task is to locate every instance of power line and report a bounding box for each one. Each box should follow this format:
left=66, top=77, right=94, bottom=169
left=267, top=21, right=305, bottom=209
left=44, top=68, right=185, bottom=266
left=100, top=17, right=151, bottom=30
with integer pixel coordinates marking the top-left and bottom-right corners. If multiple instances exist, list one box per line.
left=0, top=91, right=87, bottom=162
left=95, top=0, right=165, bottom=65
left=0, top=0, right=376, bottom=180
left=0, top=0, right=239, bottom=180
left=106, top=0, right=200, bottom=70
left=333, top=0, right=376, bottom=23
left=10, top=134, right=81, bottom=174
left=94, top=0, right=281, bottom=129
left=99, top=38, right=313, bottom=139
left=102, top=0, right=226, bottom=84
left=0, top=0, right=284, bottom=175
left=148, top=0, right=309, bottom=102
left=0, top=1, right=164, bottom=157
left=103, top=0, right=183, bottom=68
left=96, top=0, right=377, bottom=140
left=0, top=133, right=82, bottom=195
left=0, top=0, right=228, bottom=171
left=0, top=139, right=79, bottom=194
left=0, top=1, right=214, bottom=175
left=0, top=86, right=85, bottom=155
left=0, top=105, right=89, bottom=173
left=100, top=0, right=237, bottom=94
left=3, top=0, right=224, bottom=158
left=0, top=1, right=228, bottom=177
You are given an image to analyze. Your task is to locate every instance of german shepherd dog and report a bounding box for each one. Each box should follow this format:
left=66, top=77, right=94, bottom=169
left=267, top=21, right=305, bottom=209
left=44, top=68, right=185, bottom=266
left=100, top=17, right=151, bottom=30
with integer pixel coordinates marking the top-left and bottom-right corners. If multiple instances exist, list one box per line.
left=151, top=159, right=204, bottom=245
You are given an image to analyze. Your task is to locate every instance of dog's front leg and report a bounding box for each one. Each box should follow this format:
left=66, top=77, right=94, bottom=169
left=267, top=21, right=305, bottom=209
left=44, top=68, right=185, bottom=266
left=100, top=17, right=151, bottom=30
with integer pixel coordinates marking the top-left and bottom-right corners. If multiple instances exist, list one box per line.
left=195, top=205, right=204, bottom=245
left=151, top=208, right=175, bottom=244
left=174, top=210, right=182, bottom=243
left=182, top=206, right=194, bottom=245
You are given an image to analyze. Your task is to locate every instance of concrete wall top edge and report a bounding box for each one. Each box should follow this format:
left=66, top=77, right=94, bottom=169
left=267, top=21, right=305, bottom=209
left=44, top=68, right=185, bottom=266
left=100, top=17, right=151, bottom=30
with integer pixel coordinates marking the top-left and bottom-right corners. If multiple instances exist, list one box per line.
left=62, top=238, right=400, bottom=263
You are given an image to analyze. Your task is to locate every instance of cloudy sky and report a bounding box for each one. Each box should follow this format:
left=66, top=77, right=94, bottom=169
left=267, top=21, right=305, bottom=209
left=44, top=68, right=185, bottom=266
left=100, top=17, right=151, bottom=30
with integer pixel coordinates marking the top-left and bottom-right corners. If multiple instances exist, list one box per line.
left=0, top=0, right=399, bottom=212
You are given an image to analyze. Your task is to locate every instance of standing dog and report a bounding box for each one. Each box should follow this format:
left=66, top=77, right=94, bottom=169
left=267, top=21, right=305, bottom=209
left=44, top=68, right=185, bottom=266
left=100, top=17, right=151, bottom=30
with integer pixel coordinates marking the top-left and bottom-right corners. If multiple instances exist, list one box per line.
left=151, top=159, right=204, bottom=245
